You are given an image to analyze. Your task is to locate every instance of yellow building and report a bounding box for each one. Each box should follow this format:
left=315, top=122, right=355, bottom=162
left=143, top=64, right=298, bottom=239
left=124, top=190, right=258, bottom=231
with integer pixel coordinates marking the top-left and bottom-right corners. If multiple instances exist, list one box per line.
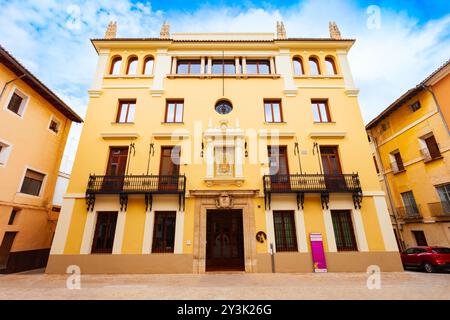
left=47, top=22, right=402, bottom=274
left=0, top=45, right=82, bottom=273
left=367, top=60, right=450, bottom=249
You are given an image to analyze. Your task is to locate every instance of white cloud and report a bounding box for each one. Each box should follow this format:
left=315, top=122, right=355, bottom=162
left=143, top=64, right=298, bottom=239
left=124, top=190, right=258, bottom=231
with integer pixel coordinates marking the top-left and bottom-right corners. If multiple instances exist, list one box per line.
left=0, top=0, right=449, bottom=172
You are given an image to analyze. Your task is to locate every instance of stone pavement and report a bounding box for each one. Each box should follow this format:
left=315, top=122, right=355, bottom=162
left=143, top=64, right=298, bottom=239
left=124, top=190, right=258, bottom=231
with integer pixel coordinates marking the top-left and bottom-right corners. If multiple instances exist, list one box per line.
left=0, top=270, right=449, bottom=300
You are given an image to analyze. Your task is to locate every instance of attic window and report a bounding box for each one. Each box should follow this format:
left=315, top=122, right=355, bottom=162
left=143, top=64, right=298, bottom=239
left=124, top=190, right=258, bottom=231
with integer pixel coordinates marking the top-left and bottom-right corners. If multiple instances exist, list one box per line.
left=49, top=118, right=61, bottom=133
left=410, top=101, right=421, bottom=112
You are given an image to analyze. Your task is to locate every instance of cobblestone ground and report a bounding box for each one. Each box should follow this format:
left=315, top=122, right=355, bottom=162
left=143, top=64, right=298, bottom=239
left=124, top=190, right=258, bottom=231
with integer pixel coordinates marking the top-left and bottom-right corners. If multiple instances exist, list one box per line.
left=0, top=270, right=449, bottom=300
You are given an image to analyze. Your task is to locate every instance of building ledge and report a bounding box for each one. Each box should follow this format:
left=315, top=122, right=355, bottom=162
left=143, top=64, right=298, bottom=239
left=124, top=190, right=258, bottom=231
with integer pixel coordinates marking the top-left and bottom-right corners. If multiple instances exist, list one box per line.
left=100, top=133, right=139, bottom=140
left=309, top=131, right=346, bottom=138
left=204, top=177, right=245, bottom=187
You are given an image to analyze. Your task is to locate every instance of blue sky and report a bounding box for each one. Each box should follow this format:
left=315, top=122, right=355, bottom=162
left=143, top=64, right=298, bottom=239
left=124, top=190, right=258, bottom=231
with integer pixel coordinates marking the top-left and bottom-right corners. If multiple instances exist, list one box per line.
left=0, top=0, right=449, bottom=172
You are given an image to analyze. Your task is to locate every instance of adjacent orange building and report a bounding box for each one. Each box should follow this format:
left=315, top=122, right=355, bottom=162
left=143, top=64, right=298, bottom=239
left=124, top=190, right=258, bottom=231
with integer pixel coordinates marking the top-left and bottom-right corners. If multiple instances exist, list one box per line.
left=0, top=45, right=82, bottom=273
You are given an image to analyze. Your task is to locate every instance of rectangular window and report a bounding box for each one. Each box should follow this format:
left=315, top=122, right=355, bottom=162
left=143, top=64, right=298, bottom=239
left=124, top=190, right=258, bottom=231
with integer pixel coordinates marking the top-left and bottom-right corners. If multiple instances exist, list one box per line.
left=116, top=100, right=136, bottom=123
left=373, top=156, right=380, bottom=174
left=312, top=100, right=331, bottom=123
left=273, top=211, right=298, bottom=252
left=0, top=141, right=12, bottom=166
left=176, top=60, right=201, bottom=74
left=246, top=60, right=270, bottom=74
left=410, top=101, right=421, bottom=112
left=91, top=212, right=118, bottom=254
left=401, top=191, right=419, bottom=216
left=152, top=211, right=176, bottom=253
left=165, top=100, right=184, bottom=123
left=212, top=60, right=236, bottom=74
left=264, top=100, right=283, bottom=123
left=20, top=169, right=45, bottom=196
left=391, top=151, right=404, bottom=172
left=8, top=209, right=18, bottom=225
left=412, top=230, right=427, bottom=246
left=331, top=210, right=358, bottom=251
left=7, top=92, right=24, bottom=115
left=436, top=184, right=450, bottom=213
left=49, top=118, right=60, bottom=133
left=424, top=135, right=441, bottom=160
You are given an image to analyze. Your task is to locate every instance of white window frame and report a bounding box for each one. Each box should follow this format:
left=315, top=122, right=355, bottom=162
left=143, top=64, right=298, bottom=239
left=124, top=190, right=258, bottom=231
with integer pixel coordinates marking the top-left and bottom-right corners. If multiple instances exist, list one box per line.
left=48, top=115, right=62, bottom=135
left=17, top=166, right=47, bottom=198
left=3, top=85, right=30, bottom=119
left=0, top=138, right=13, bottom=167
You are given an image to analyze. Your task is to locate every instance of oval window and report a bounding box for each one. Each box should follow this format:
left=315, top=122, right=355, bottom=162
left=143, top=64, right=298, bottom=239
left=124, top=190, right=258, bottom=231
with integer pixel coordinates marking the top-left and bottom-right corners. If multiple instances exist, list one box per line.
left=215, top=100, right=233, bottom=115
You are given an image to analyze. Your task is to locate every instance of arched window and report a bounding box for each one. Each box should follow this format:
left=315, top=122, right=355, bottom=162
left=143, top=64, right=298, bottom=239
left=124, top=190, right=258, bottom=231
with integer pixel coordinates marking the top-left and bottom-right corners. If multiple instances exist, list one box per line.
left=126, top=56, right=138, bottom=75
left=143, top=56, right=154, bottom=75
left=325, top=57, right=337, bottom=75
left=110, top=56, right=122, bottom=75
left=309, top=57, right=321, bottom=76
left=293, top=57, right=304, bottom=75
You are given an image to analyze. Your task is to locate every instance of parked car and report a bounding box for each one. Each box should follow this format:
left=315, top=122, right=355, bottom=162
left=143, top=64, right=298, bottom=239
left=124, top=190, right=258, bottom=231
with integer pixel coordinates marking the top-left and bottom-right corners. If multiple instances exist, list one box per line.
left=401, top=246, right=450, bottom=273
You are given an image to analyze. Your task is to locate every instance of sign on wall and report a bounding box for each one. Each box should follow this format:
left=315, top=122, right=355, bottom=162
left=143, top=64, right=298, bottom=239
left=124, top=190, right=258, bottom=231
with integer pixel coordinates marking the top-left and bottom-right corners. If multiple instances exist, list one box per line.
left=310, top=233, right=327, bottom=272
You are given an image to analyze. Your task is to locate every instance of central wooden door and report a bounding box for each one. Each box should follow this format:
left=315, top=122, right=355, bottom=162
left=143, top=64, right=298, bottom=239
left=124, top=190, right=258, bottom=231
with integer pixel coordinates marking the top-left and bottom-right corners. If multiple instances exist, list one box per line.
left=268, top=146, right=290, bottom=190
left=159, top=146, right=180, bottom=191
left=102, top=147, right=128, bottom=191
left=320, top=146, right=346, bottom=190
left=206, top=210, right=244, bottom=271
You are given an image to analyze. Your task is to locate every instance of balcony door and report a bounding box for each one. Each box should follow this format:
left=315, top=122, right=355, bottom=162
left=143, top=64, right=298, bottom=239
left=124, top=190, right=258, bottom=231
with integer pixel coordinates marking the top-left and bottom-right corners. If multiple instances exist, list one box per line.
left=268, top=146, right=290, bottom=190
left=159, top=146, right=180, bottom=191
left=320, top=146, right=346, bottom=190
left=102, top=147, right=128, bottom=191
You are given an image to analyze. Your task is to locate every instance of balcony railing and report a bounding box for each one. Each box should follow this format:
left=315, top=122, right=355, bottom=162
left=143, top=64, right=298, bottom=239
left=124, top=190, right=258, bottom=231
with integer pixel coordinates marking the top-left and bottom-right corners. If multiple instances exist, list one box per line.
left=85, top=174, right=186, bottom=211
left=428, top=201, right=450, bottom=218
left=263, top=173, right=362, bottom=210
left=87, top=174, right=186, bottom=194
left=396, top=205, right=422, bottom=221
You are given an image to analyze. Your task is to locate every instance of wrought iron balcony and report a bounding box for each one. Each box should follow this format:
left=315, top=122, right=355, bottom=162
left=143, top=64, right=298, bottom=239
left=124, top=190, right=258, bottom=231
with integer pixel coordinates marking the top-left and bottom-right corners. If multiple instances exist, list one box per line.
left=86, top=174, right=186, bottom=212
left=263, top=173, right=362, bottom=210
left=396, top=205, right=422, bottom=222
left=428, top=201, right=450, bottom=218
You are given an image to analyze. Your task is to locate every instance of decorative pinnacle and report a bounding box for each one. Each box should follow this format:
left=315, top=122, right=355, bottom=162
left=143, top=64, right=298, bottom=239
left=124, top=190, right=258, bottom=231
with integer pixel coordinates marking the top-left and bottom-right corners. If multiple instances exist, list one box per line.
left=104, top=21, right=117, bottom=39
left=160, top=21, right=170, bottom=39
left=276, top=21, right=287, bottom=39
left=329, top=21, right=341, bottom=39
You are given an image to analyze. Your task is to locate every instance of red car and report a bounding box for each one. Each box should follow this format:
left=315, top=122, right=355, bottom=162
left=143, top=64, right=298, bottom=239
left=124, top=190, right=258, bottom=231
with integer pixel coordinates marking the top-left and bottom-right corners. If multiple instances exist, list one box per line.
left=401, top=246, right=450, bottom=273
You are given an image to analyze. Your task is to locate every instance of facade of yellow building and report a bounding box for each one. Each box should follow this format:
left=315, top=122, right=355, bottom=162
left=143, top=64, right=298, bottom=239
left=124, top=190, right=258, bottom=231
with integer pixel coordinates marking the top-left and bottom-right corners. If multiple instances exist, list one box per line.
left=367, top=60, right=450, bottom=250
left=0, top=45, right=82, bottom=273
left=47, top=22, right=402, bottom=274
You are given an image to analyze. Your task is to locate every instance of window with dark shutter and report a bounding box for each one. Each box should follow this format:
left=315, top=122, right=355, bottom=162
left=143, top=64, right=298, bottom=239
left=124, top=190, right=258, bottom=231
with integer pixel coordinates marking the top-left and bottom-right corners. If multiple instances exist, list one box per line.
left=152, top=211, right=176, bottom=253
left=273, top=211, right=298, bottom=252
left=331, top=210, right=358, bottom=251
left=20, top=169, right=45, bottom=196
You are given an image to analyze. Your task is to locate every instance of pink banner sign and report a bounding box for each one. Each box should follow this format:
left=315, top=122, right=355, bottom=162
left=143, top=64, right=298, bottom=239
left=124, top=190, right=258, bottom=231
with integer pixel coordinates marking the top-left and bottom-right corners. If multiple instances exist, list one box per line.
left=310, top=233, right=327, bottom=272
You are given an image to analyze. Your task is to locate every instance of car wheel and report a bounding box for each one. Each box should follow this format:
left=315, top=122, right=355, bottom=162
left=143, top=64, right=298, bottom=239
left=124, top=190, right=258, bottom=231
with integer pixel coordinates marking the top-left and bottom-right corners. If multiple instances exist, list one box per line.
left=423, top=262, right=434, bottom=273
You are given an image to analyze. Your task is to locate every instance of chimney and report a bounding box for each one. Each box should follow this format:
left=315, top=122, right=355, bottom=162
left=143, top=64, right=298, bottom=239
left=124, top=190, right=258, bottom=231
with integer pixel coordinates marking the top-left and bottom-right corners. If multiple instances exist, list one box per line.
left=104, top=21, right=117, bottom=39
left=160, top=21, right=170, bottom=39
left=276, top=21, right=287, bottom=39
left=329, top=21, right=341, bottom=39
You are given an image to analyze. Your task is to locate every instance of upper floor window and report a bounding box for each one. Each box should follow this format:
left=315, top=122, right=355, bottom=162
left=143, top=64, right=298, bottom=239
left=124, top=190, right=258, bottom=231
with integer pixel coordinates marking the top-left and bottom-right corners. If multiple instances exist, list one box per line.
left=410, top=101, right=421, bottom=112
left=312, top=100, right=331, bottom=123
left=309, top=57, right=321, bottom=75
left=293, top=57, right=304, bottom=76
left=49, top=118, right=61, bottom=133
left=264, top=99, right=283, bottom=123
left=400, top=191, right=419, bottom=216
left=212, top=60, right=236, bottom=74
left=116, top=100, right=136, bottom=123
left=177, top=60, right=201, bottom=74
left=325, top=57, right=337, bottom=75
left=7, top=90, right=28, bottom=117
left=20, top=169, right=45, bottom=196
left=110, top=57, right=122, bottom=75
left=421, top=134, right=441, bottom=161
left=126, top=56, right=138, bottom=75
left=0, top=140, right=12, bottom=166
left=247, top=60, right=270, bottom=75
left=390, top=150, right=405, bottom=173
left=143, top=56, right=154, bottom=75
left=165, top=100, right=184, bottom=123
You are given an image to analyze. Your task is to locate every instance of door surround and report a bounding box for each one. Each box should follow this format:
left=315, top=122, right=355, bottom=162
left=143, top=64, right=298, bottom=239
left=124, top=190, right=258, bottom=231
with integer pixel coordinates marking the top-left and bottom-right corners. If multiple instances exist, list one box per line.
left=190, top=190, right=259, bottom=273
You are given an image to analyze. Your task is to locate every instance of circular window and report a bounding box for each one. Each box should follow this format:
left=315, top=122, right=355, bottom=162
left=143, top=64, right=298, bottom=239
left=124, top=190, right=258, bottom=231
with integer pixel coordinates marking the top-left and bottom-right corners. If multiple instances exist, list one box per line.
left=215, top=99, right=233, bottom=115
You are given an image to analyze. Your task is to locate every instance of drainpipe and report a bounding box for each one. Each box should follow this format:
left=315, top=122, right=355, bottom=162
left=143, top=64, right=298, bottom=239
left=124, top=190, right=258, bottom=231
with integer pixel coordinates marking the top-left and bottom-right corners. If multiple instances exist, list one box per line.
left=0, top=74, right=26, bottom=99
left=420, top=84, right=450, bottom=135
left=369, top=131, right=405, bottom=251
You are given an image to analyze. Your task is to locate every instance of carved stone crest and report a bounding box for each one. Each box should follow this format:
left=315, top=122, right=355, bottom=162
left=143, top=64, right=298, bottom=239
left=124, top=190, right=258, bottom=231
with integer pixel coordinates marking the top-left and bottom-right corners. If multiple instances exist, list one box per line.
left=215, top=192, right=233, bottom=209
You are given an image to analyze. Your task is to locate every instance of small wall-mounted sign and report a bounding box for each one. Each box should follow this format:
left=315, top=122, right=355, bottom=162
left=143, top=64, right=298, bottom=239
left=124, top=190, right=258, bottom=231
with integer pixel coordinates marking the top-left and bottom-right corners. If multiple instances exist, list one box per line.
left=256, top=231, right=267, bottom=243
left=310, top=233, right=327, bottom=273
